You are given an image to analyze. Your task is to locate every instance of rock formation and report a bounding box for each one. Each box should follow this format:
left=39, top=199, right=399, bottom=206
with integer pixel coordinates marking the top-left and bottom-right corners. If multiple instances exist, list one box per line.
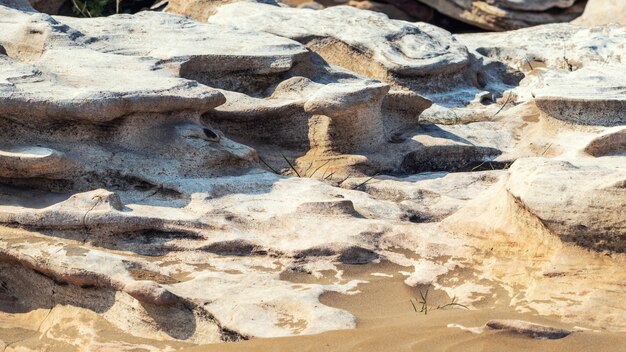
left=414, top=0, right=587, bottom=31
left=0, top=0, right=625, bottom=350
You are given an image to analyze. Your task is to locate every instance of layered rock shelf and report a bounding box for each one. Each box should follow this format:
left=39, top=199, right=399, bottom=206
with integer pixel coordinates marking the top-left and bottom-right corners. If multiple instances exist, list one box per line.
left=0, top=0, right=624, bottom=350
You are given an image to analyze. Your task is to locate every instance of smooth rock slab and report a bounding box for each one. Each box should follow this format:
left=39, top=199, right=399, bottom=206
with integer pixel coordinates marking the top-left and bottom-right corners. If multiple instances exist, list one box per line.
left=60, top=11, right=309, bottom=77
left=0, top=51, right=224, bottom=121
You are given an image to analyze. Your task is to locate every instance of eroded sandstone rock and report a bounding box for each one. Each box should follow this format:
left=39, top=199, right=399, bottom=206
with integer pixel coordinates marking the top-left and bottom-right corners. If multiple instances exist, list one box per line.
left=506, top=157, right=626, bottom=252
left=0, top=0, right=625, bottom=350
left=574, top=0, right=626, bottom=27
left=415, top=0, right=586, bottom=31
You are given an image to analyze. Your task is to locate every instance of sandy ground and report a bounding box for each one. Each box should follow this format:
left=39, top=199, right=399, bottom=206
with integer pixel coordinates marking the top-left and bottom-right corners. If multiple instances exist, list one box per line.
left=1, top=260, right=625, bottom=351
left=185, top=262, right=626, bottom=352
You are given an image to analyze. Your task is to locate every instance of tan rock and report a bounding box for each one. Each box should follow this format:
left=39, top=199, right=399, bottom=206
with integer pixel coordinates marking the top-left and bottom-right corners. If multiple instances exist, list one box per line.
left=573, top=0, right=626, bottom=26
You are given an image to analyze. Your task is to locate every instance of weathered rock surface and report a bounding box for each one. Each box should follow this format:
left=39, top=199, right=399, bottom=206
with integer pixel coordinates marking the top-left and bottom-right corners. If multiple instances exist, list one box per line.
left=506, top=157, right=626, bottom=252
left=532, top=65, right=626, bottom=126
left=574, top=0, right=626, bottom=27
left=208, top=3, right=470, bottom=79
left=457, top=24, right=626, bottom=71
left=458, top=24, right=626, bottom=126
left=204, top=2, right=525, bottom=125
left=414, top=0, right=587, bottom=31
left=1, top=0, right=625, bottom=350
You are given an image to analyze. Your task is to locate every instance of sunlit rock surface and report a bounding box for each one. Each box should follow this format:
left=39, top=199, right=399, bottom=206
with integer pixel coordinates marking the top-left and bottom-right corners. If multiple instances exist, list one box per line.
left=0, top=0, right=625, bottom=350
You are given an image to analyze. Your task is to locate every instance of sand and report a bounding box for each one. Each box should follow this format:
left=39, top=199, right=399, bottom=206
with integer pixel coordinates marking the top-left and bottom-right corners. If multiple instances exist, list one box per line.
left=182, top=262, right=626, bottom=352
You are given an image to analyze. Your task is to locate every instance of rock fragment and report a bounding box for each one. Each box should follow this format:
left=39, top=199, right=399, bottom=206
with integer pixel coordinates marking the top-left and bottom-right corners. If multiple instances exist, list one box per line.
left=486, top=319, right=572, bottom=339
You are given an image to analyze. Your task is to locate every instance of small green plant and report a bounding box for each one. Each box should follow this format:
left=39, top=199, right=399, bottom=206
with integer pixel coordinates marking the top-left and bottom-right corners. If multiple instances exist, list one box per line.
left=71, top=0, right=121, bottom=17
left=410, top=286, right=469, bottom=315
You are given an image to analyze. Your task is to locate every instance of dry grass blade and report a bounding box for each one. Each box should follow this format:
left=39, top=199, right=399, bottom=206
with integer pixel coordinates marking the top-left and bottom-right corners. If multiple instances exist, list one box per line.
left=307, top=160, right=330, bottom=178
left=525, top=57, right=534, bottom=71
left=471, top=161, right=486, bottom=172
left=410, top=299, right=418, bottom=313
left=436, top=297, right=469, bottom=310
left=541, top=143, right=553, bottom=156
left=71, top=0, right=91, bottom=17
left=493, top=93, right=512, bottom=117
left=281, top=153, right=301, bottom=177
left=418, top=286, right=429, bottom=315
left=353, top=173, right=378, bottom=190
left=258, top=156, right=279, bottom=174
left=151, top=0, right=169, bottom=9
left=337, top=174, right=352, bottom=185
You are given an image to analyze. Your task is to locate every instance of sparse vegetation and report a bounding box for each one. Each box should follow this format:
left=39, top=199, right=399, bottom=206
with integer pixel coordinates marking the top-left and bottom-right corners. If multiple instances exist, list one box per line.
left=410, top=286, right=469, bottom=315
left=258, top=155, right=336, bottom=180
left=71, top=0, right=119, bottom=17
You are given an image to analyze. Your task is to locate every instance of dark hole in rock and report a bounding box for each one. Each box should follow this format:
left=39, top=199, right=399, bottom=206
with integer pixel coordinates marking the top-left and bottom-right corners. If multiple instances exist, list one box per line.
left=203, top=128, right=219, bottom=140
